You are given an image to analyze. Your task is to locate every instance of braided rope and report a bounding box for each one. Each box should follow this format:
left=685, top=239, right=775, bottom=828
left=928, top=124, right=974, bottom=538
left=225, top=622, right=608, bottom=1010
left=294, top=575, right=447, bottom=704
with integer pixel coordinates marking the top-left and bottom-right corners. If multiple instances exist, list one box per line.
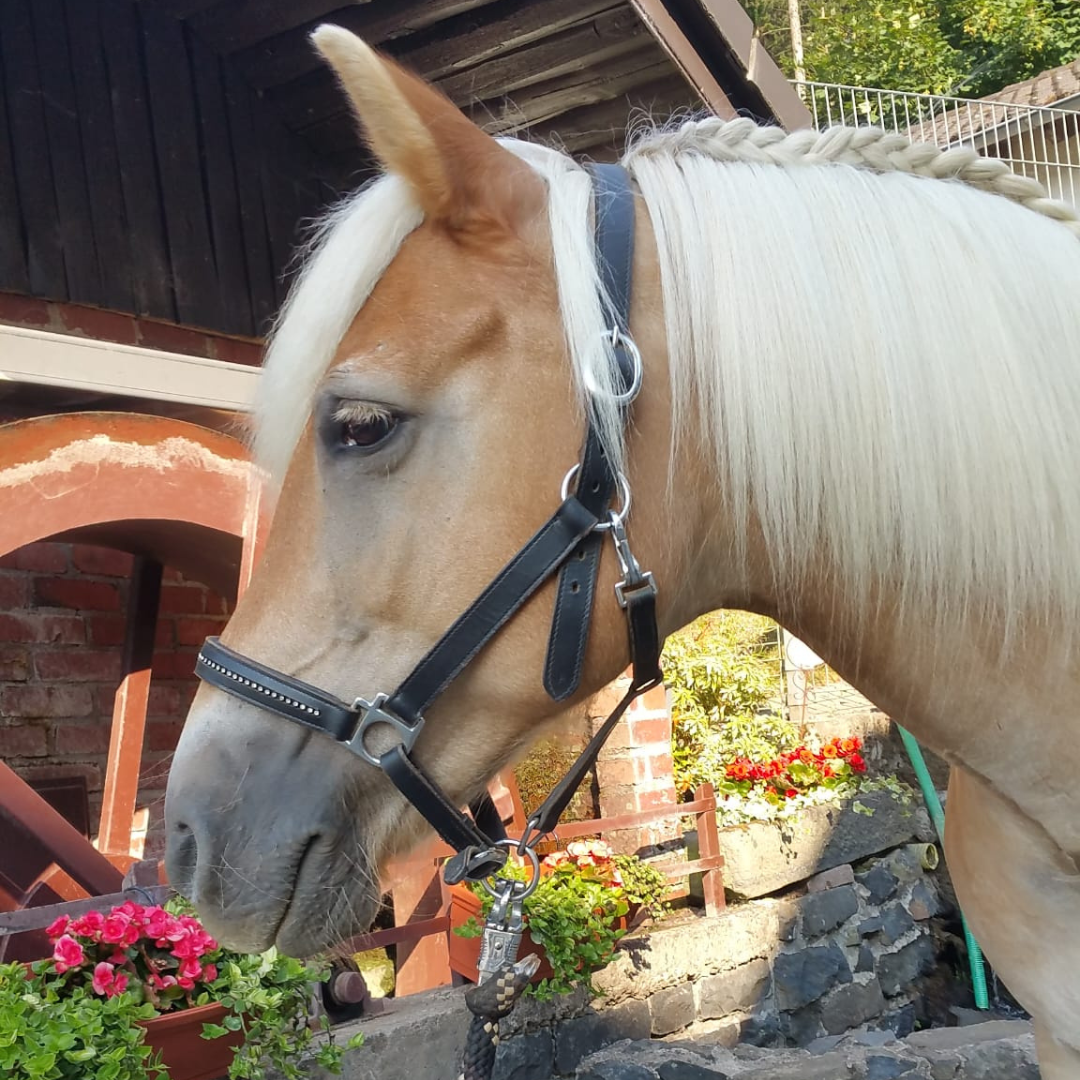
left=624, top=117, right=1080, bottom=239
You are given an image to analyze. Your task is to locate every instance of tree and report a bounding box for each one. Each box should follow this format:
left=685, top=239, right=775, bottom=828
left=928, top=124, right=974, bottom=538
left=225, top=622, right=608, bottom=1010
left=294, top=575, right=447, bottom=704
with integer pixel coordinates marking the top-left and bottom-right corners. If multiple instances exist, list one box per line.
left=746, top=0, right=1080, bottom=98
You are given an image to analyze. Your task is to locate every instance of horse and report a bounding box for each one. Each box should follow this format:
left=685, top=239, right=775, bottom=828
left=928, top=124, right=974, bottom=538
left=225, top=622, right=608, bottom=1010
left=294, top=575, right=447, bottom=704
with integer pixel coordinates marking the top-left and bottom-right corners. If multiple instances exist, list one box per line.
left=163, top=25, right=1080, bottom=1077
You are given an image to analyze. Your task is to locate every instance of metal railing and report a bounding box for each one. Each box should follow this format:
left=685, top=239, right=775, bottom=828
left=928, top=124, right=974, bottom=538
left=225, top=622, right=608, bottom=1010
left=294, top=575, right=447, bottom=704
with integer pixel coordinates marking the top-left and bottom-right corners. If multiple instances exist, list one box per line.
left=793, top=80, right=1080, bottom=206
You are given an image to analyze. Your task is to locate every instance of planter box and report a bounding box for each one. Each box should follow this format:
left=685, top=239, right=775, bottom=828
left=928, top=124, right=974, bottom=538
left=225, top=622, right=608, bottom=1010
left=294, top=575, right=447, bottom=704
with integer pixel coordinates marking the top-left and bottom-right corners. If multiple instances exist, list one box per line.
left=140, top=1002, right=243, bottom=1080
left=707, top=790, right=931, bottom=900
left=446, top=884, right=637, bottom=986
left=446, top=884, right=555, bottom=984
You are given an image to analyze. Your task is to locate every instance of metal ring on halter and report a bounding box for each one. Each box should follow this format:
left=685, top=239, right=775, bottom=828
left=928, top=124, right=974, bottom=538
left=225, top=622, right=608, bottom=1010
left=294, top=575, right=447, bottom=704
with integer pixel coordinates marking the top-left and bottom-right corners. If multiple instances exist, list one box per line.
left=480, top=840, right=542, bottom=902
left=582, top=329, right=643, bottom=405
left=560, top=465, right=631, bottom=532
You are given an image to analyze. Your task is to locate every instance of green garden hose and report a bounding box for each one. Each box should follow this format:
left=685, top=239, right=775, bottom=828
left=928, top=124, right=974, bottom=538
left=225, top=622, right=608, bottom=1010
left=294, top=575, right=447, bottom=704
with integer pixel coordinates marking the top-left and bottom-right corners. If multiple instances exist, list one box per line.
left=896, top=726, right=990, bottom=1010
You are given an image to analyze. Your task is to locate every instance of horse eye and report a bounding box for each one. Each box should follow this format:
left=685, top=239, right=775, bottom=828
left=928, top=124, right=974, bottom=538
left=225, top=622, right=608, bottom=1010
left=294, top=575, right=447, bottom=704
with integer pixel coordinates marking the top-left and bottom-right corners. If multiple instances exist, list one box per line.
left=336, top=409, right=400, bottom=450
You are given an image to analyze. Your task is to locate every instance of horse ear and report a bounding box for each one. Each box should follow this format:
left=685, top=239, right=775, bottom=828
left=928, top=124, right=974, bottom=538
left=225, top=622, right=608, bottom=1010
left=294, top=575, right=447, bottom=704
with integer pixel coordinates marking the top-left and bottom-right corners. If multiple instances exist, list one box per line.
left=311, top=25, right=542, bottom=231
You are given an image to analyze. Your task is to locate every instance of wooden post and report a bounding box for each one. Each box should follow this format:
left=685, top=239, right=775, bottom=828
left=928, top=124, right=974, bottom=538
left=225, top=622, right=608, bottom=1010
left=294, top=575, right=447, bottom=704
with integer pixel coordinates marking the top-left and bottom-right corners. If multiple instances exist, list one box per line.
left=0, top=761, right=123, bottom=897
left=390, top=843, right=451, bottom=995
left=694, top=782, right=726, bottom=916
left=97, top=558, right=163, bottom=857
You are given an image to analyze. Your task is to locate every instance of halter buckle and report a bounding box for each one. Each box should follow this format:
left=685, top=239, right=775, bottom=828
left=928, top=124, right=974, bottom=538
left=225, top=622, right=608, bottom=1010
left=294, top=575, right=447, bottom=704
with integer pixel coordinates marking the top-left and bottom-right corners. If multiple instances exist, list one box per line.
left=346, top=694, right=424, bottom=768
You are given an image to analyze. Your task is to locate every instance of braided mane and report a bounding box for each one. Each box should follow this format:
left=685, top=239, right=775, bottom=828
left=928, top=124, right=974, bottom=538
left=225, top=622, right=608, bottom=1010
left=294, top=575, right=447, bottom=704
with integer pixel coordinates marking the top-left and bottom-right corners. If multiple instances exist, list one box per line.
left=625, top=117, right=1080, bottom=238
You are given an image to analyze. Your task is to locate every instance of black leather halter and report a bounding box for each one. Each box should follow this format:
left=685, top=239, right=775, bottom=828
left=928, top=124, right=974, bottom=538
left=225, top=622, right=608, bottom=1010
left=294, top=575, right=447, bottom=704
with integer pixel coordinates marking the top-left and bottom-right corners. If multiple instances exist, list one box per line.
left=196, top=164, right=662, bottom=883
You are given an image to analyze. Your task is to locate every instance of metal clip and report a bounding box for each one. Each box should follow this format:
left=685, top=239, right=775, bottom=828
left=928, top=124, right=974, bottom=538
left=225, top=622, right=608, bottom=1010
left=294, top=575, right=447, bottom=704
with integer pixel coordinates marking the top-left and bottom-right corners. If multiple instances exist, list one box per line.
left=477, top=883, right=525, bottom=984
left=608, top=516, right=657, bottom=608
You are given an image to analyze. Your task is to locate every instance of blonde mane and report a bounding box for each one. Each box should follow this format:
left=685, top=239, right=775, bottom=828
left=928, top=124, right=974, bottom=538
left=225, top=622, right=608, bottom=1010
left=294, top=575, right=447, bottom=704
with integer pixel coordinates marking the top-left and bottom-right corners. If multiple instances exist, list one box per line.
left=256, top=117, right=1080, bottom=629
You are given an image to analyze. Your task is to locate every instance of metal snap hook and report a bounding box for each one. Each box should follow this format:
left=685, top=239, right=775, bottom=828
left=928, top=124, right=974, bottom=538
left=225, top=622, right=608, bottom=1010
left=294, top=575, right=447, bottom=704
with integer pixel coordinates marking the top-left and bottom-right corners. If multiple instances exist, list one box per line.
left=560, top=465, right=632, bottom=531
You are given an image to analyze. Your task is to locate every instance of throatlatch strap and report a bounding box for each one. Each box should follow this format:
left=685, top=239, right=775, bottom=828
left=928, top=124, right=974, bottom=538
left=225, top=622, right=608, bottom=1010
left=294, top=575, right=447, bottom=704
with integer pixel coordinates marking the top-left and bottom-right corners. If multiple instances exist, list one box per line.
left=544, top=163, right=637, bottom=700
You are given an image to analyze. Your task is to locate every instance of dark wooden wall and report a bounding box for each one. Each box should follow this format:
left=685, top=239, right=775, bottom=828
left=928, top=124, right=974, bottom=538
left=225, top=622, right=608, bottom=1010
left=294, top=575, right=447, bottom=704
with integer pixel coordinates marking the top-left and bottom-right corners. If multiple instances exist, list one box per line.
left=0, top=0, right=341, bottom=338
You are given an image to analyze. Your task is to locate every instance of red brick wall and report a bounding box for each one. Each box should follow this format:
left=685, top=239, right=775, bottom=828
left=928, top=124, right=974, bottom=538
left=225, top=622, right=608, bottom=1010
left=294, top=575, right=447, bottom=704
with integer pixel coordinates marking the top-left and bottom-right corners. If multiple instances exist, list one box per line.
left=0, top=291, right=263, bottom=366
left=592, top=678, right=679, bottom=854
left=0, top=542, right=232, bottom=857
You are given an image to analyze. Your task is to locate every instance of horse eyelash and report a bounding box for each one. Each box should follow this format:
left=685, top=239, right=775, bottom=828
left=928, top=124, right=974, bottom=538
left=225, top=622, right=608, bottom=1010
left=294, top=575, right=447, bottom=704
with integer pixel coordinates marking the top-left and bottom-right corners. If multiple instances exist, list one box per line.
left=331, top=401, right=396, bottom=427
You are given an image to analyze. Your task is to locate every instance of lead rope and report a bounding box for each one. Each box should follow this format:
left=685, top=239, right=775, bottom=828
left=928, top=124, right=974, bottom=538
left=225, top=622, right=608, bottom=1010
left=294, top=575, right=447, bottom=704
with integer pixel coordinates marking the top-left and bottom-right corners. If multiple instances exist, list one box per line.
left=460, top=955, right=541, bottom=1080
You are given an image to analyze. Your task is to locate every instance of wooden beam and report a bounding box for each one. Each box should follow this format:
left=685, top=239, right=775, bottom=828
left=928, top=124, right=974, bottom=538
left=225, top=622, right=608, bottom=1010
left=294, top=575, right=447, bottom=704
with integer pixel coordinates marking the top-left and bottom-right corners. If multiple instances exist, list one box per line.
left=395, top=0, right=624, bottom=83
left=693, top=0, right=812, bottom=129
left=525, top=73, right=697, bottom=153
left=234, top=0, right=504, bottom=89
left=0, top=325, right=258, bottom=410
left=626, top=0, right=735, bottom=118
left=97, top=559, right=163, bottom=857
left=437, top=7, right=649, bottom=107
left=0, top=761, right=124, bottom=898
left=467, top=51, right=674, bottom=136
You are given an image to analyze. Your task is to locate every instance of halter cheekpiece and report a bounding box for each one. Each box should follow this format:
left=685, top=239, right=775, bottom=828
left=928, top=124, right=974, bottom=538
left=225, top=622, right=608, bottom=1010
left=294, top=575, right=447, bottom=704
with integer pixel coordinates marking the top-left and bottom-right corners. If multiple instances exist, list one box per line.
left=195, top=162, right=661, bottom=903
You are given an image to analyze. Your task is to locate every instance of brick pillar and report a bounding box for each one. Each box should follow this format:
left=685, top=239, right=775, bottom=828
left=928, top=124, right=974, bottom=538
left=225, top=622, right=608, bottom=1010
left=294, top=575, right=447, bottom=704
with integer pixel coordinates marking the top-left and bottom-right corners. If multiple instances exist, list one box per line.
left=591, top=673, right=679, bottom=855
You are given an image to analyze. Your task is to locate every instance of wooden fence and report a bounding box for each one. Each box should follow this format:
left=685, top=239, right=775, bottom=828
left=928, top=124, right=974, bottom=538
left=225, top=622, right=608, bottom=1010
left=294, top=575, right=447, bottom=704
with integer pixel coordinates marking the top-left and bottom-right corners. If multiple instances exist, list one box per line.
left=1, top=782, right=726, bottom=995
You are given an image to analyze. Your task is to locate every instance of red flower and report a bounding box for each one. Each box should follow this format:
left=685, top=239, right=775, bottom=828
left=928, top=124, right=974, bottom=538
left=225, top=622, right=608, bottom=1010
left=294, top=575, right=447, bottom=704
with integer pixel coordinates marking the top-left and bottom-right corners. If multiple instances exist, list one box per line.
left=839, top=738, right=858, bottom=755
left=798, top=749, right=814, bottom=764
left=822, top=765, right=835, bottom=779
left=52, top=934, right=85, bottom=973
left=101, top=912, right=140, bottom=948
left=45, top=915, right=70, bottom=939
left=849, top=754, right=867, bottom=773
left=784, top=788, right=798, bottom=799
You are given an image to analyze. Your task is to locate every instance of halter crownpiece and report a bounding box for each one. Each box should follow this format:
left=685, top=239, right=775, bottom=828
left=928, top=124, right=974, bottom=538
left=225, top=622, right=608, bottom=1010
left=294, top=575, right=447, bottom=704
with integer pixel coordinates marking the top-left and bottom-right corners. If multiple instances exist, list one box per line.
left=195, top=162, right=661, bottom=883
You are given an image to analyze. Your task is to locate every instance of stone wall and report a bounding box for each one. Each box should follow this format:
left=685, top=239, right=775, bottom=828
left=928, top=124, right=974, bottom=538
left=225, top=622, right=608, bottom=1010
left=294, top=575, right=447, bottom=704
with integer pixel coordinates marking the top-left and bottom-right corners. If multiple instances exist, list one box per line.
left=323, top=838, right=955, bottom=1080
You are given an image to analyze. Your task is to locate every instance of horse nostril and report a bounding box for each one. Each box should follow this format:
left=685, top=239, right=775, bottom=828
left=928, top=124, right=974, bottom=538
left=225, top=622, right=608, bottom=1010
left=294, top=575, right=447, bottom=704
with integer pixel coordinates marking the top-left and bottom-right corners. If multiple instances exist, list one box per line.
left=164, top=818, right=199, bottom=898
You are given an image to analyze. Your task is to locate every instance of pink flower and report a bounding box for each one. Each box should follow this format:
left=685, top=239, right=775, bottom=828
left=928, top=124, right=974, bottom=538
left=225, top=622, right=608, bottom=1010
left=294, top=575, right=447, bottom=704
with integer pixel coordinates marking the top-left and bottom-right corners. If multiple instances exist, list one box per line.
left=45, top=915, right=70, bottom=939
left=150, top=971, right=178, bottom=990
left=143, top=907, right=170, bottom=939
left=70, top=910, right=105, bottom=938
left=52, top=934, right=85, bottom=974
left=101, top=913, right=140, bottom=948
left=91, top=961, right=115, bottom=995
left=177, top=956, right=203, bottom=981
left=202, top=963, right=218, bottom=983
left=112, top=972, right=129, bottom=996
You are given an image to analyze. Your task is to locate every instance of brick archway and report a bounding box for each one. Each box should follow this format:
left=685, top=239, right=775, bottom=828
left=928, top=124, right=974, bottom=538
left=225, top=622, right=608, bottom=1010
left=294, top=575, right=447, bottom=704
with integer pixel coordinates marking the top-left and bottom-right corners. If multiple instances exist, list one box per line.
left=0, top=413, right=257, bottom=593
left=0, top=412, right=263, bottom=951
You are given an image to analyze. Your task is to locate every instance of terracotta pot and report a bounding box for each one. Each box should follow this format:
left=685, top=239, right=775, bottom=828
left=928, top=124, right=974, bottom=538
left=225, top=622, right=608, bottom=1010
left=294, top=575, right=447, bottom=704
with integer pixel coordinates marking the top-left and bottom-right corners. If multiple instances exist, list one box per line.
left=139, top=1002, right=243, bottom=1080
left=447, top=883, right=555, bottom=984
left=446, top=883, right=636, bottom=986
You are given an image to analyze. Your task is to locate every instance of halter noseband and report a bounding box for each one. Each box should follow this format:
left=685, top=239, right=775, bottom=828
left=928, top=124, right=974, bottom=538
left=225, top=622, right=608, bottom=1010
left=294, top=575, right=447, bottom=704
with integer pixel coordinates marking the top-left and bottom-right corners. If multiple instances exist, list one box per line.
left=195, top=164, right=661, bottom=884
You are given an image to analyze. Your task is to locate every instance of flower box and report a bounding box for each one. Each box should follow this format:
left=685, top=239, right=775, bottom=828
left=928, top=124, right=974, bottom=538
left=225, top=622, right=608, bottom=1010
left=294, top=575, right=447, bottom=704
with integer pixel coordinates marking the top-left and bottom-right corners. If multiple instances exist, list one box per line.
left=140, top=1002, right=243, bottom=1080
left=446, top=883, right=637, bottom=986
left=446, top=883, right=555, bottom=984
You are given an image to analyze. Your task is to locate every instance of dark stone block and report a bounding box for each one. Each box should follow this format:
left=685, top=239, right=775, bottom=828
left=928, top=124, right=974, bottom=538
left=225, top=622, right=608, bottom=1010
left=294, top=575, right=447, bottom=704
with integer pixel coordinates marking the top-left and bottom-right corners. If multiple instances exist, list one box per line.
left=493, top=1031, right=554, bottom=1080
left=865, top=1054, right=918, bottom=1078
left=556, top=1001, right=651, bottom=1074
left=856, top=945, right=876, bottom=973
left=877, top=935, right=937, bottom=997
left=905, top=881, right=941, bottom=921
left=874, top=1004, right=916, bottom=1039
left=859, top=864, right=900, bottom=905
left=657, top=1062, right=731, bottom=1080
left=819, top=978, right=886, bottom=1035
left=778, top=1004, right=823, bottom=1045
left=879, top=902, right=917, bottom=946
left=774, top=944, right=852, bottom=1012
left=740, top=1012, right=783, bottom=1048
left=578, top=1065, right=656, bottom=1080
left=801, top=886, right=859, bottom=938
left=650, top=984, right=695, bottom=1036
left=859, top=915, right=885, bottom=937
